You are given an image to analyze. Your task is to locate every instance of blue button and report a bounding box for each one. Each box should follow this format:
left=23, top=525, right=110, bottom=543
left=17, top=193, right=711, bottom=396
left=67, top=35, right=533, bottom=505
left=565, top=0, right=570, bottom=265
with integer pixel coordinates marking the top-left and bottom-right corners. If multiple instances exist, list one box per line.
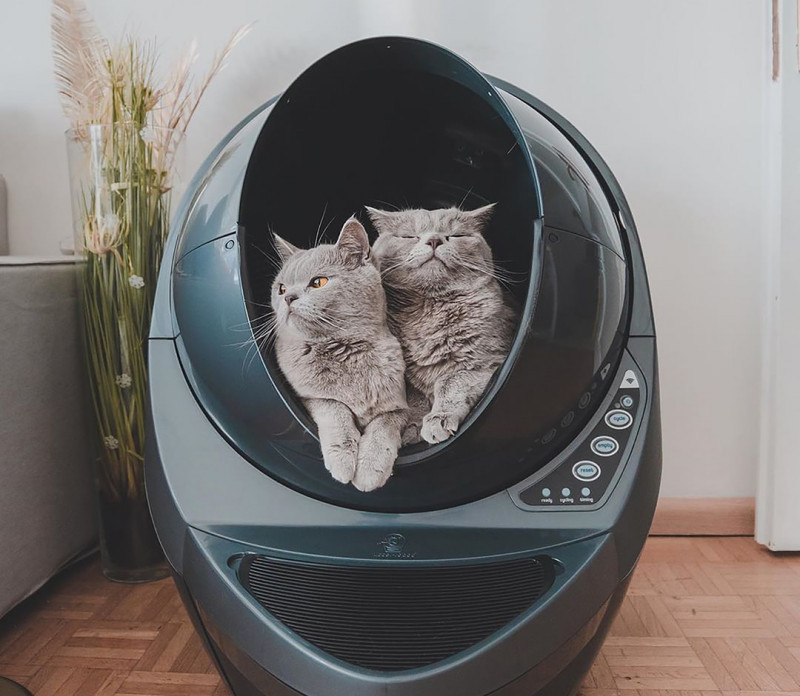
left=573, top=461, right=601, bottom=481
left=591, top=436, right=619, bottom=457
left=605, top=409, right=632, bottom=430
left=620, top=395, right=634, bottom=409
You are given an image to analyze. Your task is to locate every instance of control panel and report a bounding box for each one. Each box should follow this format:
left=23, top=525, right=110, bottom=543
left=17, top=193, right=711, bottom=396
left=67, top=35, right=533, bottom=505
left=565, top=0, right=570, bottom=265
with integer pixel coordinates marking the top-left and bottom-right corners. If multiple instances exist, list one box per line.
left=511, top=367, right=643, bottom=510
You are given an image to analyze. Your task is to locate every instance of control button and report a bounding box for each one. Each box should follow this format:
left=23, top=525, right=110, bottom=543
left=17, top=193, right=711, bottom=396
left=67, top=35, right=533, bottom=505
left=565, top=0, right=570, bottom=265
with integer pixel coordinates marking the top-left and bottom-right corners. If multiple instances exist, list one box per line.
left=581, top=487, right=591, bottom=497
left=605, top=409, right=632, bottom=430
left=620, top=369, right=639, bottom=389
left=561, top=487, right=571, bottom=497
left=573, top=461, right=601, bottom=481
left=578, top=392, right=591, bottom=409
left=542, top=428, right=557, bottom=444
left=541, top=488, right=551, bottom=498
left=591, top=436, right=619, bottom=457
left=560, top=411, right=574, bottom=428
left=620, top=395, right=634, bottom=409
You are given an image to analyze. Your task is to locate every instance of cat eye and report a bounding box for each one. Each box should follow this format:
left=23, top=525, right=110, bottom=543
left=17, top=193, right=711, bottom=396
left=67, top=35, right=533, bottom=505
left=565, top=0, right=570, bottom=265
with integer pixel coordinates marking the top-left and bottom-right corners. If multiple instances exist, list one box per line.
left=309, top=276, right=328, bottom=288
left=277, top=283, right=286, bottom=295
left=398, top=235, right=416, bottom=239
left=447, top=234, right=467, bottom=239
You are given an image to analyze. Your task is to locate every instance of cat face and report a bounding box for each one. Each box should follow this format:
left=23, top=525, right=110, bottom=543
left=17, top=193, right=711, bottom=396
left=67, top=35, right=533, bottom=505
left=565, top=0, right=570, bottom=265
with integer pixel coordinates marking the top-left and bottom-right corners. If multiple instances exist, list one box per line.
left=368, top=205, right=496, bottom=293
left=271, top=218, right=384, bottom=339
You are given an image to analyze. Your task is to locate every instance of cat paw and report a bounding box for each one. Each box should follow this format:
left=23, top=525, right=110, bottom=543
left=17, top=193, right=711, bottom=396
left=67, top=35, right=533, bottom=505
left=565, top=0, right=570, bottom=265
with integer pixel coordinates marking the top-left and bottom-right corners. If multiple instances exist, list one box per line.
left=421, top=411, right=459, bottom=444
left=322, top=438, right=359, bottom=484
left=401, top=422, right=422, bottom=446
left=353, top=437, right=397, bottom=492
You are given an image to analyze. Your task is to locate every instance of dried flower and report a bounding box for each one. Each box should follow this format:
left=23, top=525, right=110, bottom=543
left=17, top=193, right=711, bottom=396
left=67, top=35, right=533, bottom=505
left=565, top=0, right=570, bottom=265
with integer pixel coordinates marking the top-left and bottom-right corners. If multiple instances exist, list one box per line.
left=115, top=373, right=132, bottom=388
left=128, top=274, right=144, bottom=289
left=84, top=212, right=123, bottom=258
left=103, top=435, right=119, bottom=450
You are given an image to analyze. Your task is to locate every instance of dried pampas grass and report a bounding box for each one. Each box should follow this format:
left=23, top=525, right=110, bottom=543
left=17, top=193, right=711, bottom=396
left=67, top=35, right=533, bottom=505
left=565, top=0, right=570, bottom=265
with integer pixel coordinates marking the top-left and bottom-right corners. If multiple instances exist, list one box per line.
left=51, top=0, right=252, bottom=155
left=51, top=0, right=110, bottom=126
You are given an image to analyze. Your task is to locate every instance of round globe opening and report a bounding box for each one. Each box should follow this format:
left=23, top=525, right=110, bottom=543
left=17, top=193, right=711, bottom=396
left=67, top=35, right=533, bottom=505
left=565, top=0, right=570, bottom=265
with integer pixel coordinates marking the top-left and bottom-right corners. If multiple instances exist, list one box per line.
left=171, top=38, right=629, bottom=512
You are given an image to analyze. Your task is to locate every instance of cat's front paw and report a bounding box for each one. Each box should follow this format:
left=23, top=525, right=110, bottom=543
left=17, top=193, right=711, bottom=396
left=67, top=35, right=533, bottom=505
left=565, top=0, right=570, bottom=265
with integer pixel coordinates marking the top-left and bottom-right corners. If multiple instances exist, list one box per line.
left=322, top=437, right=359, bottom=484
left=421, top=411, right=459, bottom=444
left=353, top=436, right=397, bottom=492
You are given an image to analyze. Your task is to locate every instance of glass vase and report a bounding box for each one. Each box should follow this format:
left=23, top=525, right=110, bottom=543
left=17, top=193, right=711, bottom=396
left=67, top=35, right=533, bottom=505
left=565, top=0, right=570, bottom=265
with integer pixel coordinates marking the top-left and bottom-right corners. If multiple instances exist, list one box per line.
left=66, top=123, right=183, bottom=582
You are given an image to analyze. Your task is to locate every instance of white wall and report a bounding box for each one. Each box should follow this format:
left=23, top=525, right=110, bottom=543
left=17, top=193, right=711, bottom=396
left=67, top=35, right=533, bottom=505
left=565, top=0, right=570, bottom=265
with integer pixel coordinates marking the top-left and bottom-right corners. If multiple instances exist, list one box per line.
left=0, top=0, right=770, bottom=498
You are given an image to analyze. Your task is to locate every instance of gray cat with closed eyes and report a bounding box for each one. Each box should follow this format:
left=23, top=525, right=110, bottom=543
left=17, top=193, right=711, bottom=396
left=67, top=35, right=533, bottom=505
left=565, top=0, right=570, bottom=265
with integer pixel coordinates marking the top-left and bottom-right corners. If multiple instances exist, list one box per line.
left=270, top=218, right=407, bottom=491
left=368, top=205, right=516, bottom=445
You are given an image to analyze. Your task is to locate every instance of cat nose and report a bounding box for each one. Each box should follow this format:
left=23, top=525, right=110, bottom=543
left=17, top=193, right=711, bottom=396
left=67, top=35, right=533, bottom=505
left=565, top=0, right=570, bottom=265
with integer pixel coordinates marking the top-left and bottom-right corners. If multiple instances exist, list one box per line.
left=284, top=293, right=298, bottom=306
left=425, top=235, right=443, bottom=250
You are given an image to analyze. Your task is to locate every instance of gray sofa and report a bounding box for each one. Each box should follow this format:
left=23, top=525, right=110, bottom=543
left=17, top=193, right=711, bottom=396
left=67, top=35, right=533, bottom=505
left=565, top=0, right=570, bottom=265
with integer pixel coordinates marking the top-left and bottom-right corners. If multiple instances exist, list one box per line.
left=0, top=249, right=97, bottom=617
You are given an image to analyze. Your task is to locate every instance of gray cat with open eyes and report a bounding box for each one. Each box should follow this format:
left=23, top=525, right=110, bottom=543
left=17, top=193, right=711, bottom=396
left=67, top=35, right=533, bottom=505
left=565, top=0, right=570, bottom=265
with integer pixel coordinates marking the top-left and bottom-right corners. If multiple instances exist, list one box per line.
left=368, top=205, right=517, bottom=445
left=270, top=218, right=407, bottom=492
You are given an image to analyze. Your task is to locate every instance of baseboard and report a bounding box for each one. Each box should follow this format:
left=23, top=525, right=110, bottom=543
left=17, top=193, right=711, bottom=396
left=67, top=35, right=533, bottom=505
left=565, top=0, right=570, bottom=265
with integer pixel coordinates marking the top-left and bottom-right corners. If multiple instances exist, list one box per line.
left=649, top=497, right=755, bottom=536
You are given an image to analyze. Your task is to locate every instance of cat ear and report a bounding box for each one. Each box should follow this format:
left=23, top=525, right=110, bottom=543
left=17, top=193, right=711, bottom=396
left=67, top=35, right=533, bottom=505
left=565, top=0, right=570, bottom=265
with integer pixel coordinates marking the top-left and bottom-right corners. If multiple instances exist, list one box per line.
left=272, top=233, right=300, bottom=263
left=365, top=206, right=397, bottom=235
left=336, top=217, right=371, bottom=265
left=460, top=203, right=496, bottom=233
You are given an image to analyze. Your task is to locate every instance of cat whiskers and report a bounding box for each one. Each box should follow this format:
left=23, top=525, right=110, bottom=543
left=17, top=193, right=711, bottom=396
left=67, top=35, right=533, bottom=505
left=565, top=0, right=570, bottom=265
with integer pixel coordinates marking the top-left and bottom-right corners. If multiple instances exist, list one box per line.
left=371, top=199, right=400, bottom=211
left=379, top=252, right=415, bottom=279
left=305, top=309, right=348, bottom=334
left=247, top=299, right=274, bottom=310
left=454, top=256, right=524, bottom=289
left=457, top=187, right=474, bottom=209
left=230, top=312, right=279, bottom=374
left=253, top=320, right=279, bottom=370
left=252, top=240, right=282, bottom=270
left=313, top=203, right=330, bottom=247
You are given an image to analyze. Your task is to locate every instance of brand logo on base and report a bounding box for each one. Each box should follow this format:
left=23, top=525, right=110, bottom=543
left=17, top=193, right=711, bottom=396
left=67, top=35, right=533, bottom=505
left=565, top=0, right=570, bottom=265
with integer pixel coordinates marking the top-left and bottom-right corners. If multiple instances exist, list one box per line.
left=374, top=533, right=416, bottom=558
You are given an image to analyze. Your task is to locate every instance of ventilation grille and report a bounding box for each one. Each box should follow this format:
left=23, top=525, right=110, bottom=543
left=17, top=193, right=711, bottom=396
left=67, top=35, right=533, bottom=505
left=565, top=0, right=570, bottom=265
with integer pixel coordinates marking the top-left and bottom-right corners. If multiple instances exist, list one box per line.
left=238, top=554, right=555, bottom=672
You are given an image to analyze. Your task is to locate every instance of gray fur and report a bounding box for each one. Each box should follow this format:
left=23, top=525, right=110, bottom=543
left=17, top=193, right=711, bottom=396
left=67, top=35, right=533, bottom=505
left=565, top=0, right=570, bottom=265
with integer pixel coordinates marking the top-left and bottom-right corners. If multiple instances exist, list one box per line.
left=368, top=205, right=516, bottom=445
left=270, top=218, right=407, bottom=491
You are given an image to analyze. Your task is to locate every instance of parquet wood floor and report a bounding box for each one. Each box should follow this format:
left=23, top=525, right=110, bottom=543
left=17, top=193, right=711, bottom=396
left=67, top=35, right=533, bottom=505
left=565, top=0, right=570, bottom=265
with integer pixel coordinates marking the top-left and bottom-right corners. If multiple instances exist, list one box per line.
left=0, top=537, right=798, bottom=695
